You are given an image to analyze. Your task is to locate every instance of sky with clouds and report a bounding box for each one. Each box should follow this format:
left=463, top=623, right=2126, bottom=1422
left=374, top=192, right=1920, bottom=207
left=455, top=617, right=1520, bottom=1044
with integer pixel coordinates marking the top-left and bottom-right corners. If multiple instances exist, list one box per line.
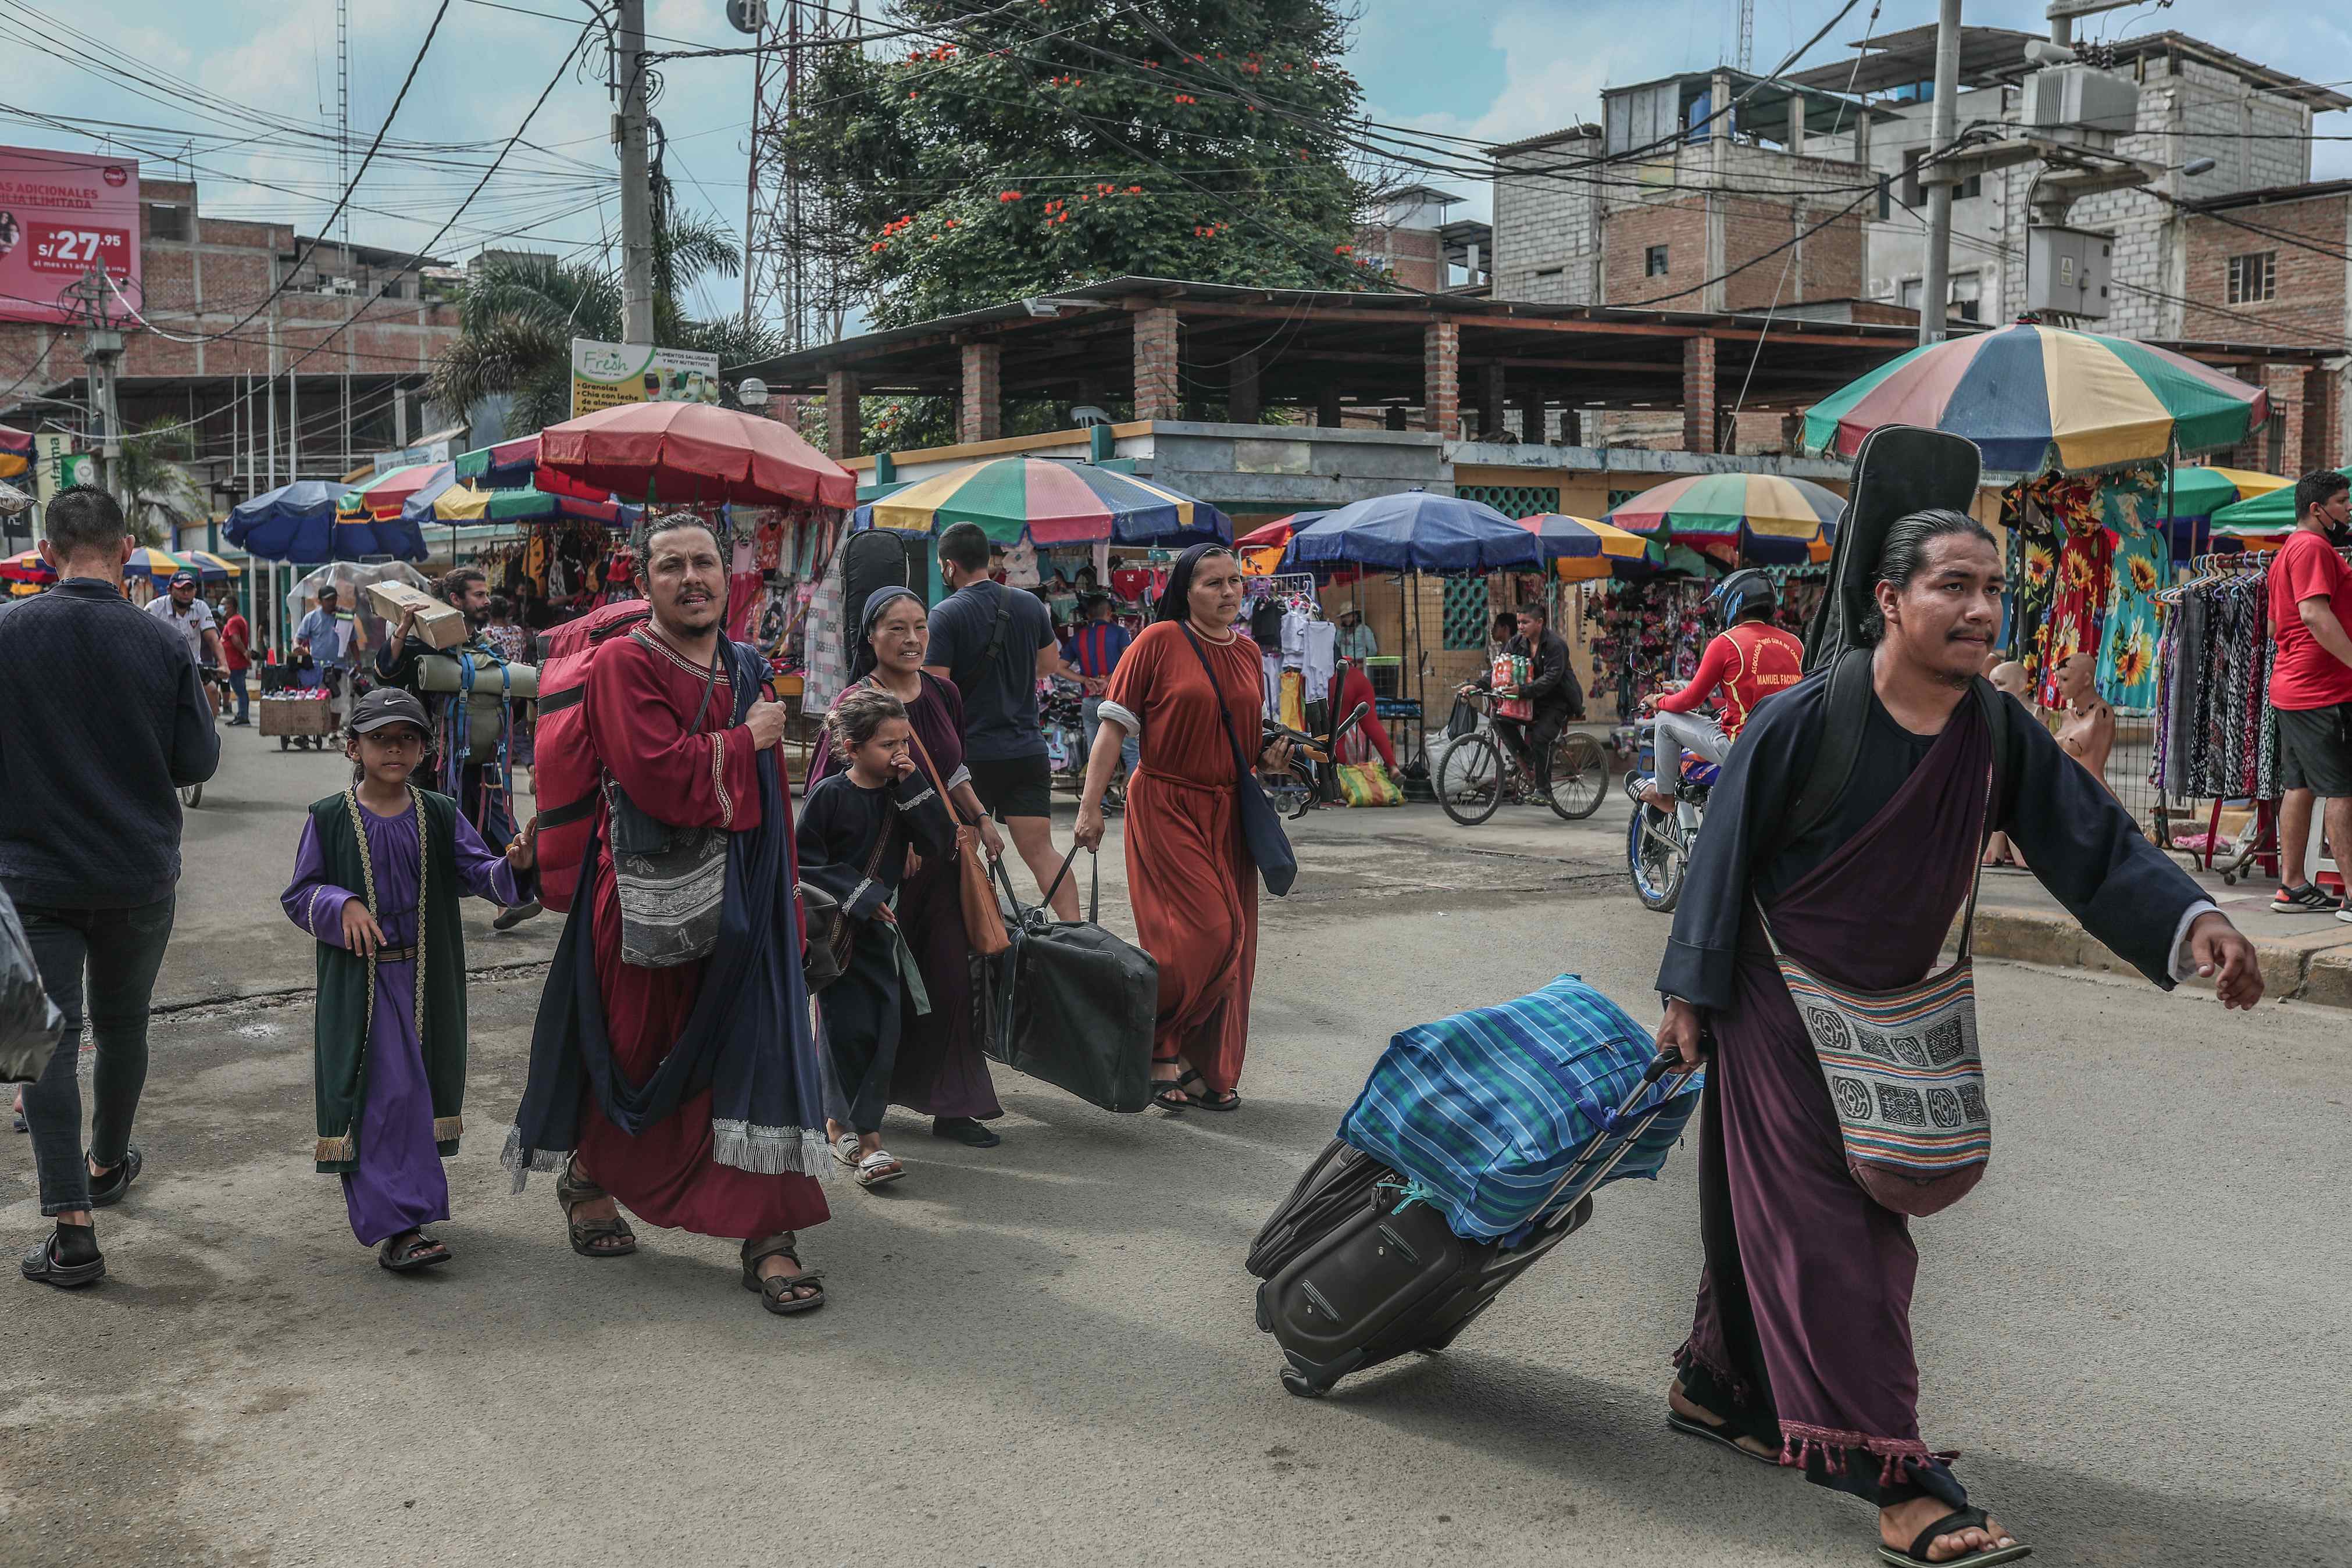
left=7, top=0, right=2346, bottom=325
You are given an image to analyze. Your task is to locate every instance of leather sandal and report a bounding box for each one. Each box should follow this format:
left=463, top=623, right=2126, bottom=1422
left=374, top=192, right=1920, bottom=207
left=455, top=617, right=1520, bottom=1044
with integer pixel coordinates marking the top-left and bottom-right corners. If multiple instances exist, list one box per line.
left=740, top=1233, right=826, bottom=1315
left=1665, top=1406, right=1779, bottom=1466
left=556, top=1158, right=637, bottom=1258
left=378, top=1230, right=452, bottom=1273
left=1876, top=1506, right=2031, bottom=1566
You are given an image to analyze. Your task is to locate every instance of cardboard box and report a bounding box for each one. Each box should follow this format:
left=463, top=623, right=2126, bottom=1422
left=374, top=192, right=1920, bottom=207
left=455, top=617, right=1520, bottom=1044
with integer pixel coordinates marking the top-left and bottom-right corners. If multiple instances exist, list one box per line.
left=366, top=582, right=466, bottom=650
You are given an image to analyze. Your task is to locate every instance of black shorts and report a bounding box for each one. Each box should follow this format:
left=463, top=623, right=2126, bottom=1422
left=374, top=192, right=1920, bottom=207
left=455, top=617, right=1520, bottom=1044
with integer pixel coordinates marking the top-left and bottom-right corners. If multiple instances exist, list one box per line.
left=965, top=753, right=1053, bottom=821
left=2278, top=702, right=2352, bottom=796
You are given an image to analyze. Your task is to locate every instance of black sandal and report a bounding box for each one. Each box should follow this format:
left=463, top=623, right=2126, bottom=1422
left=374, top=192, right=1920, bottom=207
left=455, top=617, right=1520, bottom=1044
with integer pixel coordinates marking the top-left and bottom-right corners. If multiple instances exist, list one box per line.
left=1665, top=1408, right=1779, bottom=1466
left=1192, top=1088, right=1240, bottom=1112
left=1877, top=1508, right=2031, bottom=1566
left=377, top=1230, right=451, bottom=1273
left=1151, top=1069, right=1192, bottom=1112
left=19, top=1224, right=103, bottom=1288
left=740, top=1233, right=826, bottom=1315
left=556, top=1159, right=637, bottom=1258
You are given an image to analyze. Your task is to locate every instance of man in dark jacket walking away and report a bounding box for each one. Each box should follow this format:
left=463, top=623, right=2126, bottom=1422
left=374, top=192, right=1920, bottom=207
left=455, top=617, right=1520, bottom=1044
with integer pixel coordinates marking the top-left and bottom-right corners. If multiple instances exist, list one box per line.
left=0, top=485, right=218, bottom=1288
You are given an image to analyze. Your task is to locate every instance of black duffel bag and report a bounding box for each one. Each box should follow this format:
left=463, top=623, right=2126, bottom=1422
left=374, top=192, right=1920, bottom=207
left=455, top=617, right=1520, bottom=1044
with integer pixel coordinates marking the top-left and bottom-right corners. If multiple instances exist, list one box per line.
left=979, top=848, right=1155, bottom=1114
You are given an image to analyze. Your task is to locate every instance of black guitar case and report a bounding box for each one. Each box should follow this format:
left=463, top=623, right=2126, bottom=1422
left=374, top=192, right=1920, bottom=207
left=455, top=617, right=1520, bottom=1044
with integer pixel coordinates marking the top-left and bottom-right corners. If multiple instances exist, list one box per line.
left=840, top=527, right=924, bottom=655
left=1802, top=424, right=1983, bottom=673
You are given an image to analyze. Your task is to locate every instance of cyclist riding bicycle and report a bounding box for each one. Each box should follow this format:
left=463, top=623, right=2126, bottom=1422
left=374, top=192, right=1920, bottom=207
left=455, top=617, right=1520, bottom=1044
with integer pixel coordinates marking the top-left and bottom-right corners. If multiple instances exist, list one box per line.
left=1636, top=569, right=1803, bottom=814
left=1460, top=600, right=1582, bottom=795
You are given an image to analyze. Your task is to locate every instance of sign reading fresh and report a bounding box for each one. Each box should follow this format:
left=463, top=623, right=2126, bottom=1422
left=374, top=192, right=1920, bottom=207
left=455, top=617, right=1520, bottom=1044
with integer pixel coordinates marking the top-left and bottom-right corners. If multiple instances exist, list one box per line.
left=569, top=338, right=722, bottom=417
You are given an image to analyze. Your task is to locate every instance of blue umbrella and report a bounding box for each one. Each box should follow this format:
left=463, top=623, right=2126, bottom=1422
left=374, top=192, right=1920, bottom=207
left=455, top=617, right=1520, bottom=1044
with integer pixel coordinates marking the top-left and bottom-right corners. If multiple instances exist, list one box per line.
left=1285, top=490, right=1543, bottom=574
left=227, top=481, right=428, bottom=562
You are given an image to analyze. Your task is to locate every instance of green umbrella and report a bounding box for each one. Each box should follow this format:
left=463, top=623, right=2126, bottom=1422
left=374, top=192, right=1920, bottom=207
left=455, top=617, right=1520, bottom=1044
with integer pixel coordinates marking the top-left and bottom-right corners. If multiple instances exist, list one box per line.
left=2211, top=467, right=2351, bottom=537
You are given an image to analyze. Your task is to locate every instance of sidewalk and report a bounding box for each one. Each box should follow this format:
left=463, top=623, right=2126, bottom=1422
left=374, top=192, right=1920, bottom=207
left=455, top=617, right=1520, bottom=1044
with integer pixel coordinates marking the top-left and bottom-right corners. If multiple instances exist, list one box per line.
left=1971, top=858, right=2352, bottom=1006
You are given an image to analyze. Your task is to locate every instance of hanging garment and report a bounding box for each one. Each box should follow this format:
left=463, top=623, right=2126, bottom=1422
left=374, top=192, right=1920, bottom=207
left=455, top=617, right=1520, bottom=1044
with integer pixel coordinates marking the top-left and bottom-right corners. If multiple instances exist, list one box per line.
left=2097, top=527, right=2167, bottom=713
left=2036, top=522, right=2114, bottom=709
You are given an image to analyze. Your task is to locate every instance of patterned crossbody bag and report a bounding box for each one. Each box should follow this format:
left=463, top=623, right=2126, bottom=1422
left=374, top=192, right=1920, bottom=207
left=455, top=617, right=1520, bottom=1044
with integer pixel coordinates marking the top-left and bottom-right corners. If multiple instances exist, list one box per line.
left=1757, top=765, right=1994, bottom=1219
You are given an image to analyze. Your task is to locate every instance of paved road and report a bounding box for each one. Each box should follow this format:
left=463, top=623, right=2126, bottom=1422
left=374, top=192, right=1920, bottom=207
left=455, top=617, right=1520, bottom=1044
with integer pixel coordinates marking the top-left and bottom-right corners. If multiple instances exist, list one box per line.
left=5, top=750, right=2344, bottom=1566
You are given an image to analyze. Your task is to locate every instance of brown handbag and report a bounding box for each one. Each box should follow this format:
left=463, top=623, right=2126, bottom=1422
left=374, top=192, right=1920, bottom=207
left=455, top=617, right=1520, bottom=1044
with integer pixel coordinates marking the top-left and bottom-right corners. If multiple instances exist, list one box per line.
left=900, top=701, right=1012, bottom=956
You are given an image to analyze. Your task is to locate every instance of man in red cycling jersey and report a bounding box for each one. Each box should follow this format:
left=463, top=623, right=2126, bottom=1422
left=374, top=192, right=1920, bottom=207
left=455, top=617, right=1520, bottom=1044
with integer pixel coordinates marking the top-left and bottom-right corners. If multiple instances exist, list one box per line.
left=1640, top=569, right=1803, bottom=813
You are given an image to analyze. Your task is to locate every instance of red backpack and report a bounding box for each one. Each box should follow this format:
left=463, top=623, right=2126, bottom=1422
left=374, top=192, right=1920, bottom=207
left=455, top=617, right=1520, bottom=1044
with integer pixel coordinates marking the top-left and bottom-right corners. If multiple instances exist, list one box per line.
left=530, top=599, right=652, bottom=913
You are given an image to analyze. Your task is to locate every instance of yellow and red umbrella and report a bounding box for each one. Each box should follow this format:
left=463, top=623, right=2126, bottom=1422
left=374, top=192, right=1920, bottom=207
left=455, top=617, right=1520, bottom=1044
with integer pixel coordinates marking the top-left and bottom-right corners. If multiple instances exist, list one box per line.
left=1604, top=474, right=1841, bottom=566
left=0, top=548, right=54, bottom=583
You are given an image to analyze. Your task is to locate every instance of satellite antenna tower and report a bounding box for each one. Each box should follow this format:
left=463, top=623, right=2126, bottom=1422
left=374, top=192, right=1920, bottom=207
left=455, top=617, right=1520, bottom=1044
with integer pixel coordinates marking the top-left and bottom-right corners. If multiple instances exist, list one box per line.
left=743, top=0, right=863, bottom=350
left=1737, top=0, right=1755, bottom=72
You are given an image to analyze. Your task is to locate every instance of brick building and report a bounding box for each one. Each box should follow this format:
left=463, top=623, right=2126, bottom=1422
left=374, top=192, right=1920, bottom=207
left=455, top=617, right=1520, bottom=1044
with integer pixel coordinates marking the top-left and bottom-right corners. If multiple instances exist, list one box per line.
left=1353, top=184, right=1490, bottom=296
left=2180, top=180, right=2352, bottom=472
left=0, top=169, right=462, bottom=510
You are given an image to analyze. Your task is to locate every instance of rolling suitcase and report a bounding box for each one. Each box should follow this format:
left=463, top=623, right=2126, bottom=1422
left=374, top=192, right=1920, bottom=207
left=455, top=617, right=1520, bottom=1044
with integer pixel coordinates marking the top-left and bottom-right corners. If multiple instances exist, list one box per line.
left=1253, top=1048, right=1696, bottom=1398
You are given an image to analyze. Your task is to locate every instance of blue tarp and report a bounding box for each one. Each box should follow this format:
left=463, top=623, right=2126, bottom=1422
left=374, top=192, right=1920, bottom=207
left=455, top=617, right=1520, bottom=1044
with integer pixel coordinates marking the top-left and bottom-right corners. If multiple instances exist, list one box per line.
left=227, top=482, right=428, bottom=562
left=1286, top=490, right=1544, bottom=574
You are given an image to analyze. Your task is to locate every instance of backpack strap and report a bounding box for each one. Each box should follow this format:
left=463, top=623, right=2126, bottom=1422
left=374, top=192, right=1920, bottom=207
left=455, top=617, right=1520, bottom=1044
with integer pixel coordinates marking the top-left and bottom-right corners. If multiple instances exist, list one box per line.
left=1784, top=647, right=1875, bottom=848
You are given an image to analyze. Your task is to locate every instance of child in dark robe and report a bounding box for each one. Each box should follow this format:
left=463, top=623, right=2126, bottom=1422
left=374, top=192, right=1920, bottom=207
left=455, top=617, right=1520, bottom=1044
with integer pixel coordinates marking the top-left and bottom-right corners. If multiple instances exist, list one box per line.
left=282, top=689, right=536, bottom=1271
left=797, top=685, right=954, bottom=1190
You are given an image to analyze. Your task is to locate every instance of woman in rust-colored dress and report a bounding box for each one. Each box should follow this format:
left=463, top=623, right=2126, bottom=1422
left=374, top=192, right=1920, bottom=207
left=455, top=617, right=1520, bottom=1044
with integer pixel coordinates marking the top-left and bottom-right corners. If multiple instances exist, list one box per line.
left=1074, top=544, right=1291, bottom=1113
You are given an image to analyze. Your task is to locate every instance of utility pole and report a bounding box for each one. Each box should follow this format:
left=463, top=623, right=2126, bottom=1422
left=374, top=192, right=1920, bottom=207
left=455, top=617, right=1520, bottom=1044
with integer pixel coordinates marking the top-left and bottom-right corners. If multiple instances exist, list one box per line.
left=64, top=263, right=127, bottom=508
left=616, top=0, right=657, bottom=345
left=1918, top=0, right=1964, bottom=345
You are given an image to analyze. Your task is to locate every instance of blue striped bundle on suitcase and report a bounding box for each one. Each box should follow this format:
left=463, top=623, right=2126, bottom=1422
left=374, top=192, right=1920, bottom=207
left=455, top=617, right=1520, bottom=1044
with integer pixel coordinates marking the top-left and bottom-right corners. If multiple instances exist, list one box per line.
left=1337, top=974, right=1702, bottom=1242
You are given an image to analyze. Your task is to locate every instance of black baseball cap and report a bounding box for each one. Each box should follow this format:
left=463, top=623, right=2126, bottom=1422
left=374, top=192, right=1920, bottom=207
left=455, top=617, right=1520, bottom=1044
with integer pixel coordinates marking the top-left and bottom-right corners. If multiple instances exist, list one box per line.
left=349, top=688, right=431, bottom=735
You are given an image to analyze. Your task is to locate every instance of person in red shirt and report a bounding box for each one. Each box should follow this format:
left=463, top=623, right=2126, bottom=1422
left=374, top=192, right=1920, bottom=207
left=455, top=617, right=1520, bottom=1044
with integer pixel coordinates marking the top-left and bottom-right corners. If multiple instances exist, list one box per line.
left=218, top=599, right=252, bottom=726
left=1639, top=569, right=1804, bottom=814
left=2266, top=469, right=2352, bottom=916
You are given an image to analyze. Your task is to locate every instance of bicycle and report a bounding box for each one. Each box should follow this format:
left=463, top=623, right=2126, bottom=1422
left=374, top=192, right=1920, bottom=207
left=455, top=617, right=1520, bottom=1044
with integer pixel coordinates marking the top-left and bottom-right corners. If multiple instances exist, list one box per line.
left=1432, top=691, right=1607, bottom=826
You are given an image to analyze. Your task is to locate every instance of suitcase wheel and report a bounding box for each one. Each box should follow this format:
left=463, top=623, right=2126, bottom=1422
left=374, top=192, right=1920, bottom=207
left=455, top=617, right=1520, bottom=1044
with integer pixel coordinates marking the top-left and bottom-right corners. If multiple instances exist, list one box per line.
left=1279, top=1369, right=1327, bottom=1399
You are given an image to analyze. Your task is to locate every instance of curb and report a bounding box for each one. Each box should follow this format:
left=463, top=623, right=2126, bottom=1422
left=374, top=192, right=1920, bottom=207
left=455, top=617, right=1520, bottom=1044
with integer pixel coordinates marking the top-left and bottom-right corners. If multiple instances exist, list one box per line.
left=1972, top=903, right=2346, bottom=1006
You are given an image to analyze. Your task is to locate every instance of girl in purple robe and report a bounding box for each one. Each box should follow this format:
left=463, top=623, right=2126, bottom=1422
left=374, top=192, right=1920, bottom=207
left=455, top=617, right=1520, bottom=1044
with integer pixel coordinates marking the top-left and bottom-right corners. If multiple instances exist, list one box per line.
left=283, top=689, right=536, bottom=1271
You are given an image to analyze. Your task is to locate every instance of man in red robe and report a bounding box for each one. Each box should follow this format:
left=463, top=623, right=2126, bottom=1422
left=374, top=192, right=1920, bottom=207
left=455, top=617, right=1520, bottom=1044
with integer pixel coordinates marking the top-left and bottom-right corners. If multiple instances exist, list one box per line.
left=506, top=516, right=830, bottom=1315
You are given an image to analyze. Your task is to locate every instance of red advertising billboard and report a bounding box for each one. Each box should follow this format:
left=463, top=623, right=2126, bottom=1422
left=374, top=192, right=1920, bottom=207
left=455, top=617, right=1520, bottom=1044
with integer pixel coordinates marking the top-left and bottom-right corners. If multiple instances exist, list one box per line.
left=0, top=146, right=141, bottom=325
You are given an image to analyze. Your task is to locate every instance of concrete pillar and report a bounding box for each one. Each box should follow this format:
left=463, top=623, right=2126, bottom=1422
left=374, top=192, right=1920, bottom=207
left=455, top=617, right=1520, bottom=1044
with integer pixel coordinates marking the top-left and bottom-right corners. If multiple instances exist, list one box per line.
left=1423, top=319, right=1460, bottom=437
left=1132, top=306, right=1180, bottom=422
left=1317, top=383, right=1343, bottom=429
left=959, top=342, right=1002, bottom=444
left=1229, top=351, right=1261, bottom=424
left=1682, top=336, right=1719, bottom=454
left=1479, top=360, right=1507, bottom=439
left=1559, top=408, right=1582, bottom=447
left=824, top=369, right=860, bottom=460
left=1710, top=71, right=1733, bottom=144
left=2305, top=367, right=2344, bottom=472
left=2265, top=365, right=2306, bottom=477
left=1517, top=388, right=1546, bottom=445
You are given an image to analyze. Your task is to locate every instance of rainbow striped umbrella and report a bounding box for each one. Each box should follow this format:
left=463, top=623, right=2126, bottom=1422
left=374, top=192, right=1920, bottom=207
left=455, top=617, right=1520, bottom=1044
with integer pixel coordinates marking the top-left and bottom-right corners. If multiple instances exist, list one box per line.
left=1515, top=512, right=1652, bottom=581
left=863, top=458, right=1231, bottom=547
left=344, top=462, right=451, bottom=522
left=1603, top=474, right=1841, bottom=566
left=2158, top=465, right=2289, bottom=521
left=0, top=424, right=29, bottom=481
left=1803, top=322, right=2269, bottom=476
left=124, top=547, right=223, bottom=582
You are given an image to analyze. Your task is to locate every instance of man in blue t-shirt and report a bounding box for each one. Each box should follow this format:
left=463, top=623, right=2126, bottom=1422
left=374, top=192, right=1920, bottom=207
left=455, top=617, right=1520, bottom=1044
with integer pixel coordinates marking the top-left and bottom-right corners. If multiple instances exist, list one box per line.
left=1064, top=592, right=1138, bottom=795
left=923, top=522, right=1080, bottom=920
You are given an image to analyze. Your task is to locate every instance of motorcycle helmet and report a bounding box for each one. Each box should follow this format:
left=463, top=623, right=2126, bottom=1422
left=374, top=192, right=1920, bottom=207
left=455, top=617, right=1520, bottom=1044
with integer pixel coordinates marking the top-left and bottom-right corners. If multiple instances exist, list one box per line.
left=1708, top=568, right=1776, bottom=630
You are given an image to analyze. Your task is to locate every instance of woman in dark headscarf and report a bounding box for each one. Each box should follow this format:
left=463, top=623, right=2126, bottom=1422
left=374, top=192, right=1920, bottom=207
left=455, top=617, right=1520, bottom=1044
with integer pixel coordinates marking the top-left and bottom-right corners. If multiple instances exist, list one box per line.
left=808, top=586, right=1009, bottom=1148
left=1073, top=544, right=1292, bottom=1113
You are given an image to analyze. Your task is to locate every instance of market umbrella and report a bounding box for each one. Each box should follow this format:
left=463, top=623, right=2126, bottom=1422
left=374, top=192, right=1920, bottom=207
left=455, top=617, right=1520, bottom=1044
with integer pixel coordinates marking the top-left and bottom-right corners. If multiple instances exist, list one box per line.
left=426, top=481, right=642, bottom=529
left=183, top=549, right=242, bottom=578
left=124, top=547, right=210, bottom=582
left=2210, top=466, right=2352, bottom=538
left=1514, top=512, right=1650, bottom=581
left=1286, top=490, right=1542, bottom=573
left=863, top=458, right=1232, bottom=547
left=1801, top=321, right=2270, bottom=476
left=452, top=433, right=609, bottom=502
left=2158, top=466, right=2289, bottom=520
left=0, top=548, right=53, bottom=583
left=227, top=480, right=429, bottom=561
left=0, top=423, right=29, bottom=481
left=1602, top=473, right=1843, bottom=566
left=344, top=461, right=451, bottom=522
left=538, top=402, right=858, bottom=509
left=1237, top=512, right=1321, bottom=575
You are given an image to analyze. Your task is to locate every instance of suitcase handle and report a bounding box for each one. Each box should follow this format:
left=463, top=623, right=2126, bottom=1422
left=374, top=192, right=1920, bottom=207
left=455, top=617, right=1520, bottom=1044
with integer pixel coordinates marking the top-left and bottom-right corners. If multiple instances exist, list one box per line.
left=1530, top=1048, right=1703, bottom=1231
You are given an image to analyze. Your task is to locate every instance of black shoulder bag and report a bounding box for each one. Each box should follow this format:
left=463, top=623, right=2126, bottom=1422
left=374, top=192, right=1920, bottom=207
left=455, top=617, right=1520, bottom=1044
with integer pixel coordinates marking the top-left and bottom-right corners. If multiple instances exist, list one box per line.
left=1179, top=622, right=1297, bottom=897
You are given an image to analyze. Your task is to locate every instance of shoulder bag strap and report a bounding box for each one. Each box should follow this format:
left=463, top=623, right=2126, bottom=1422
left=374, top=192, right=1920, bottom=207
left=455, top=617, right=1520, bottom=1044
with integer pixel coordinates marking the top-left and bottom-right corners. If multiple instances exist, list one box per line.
left=1784, top=647, right=1875, bottom=849
left=1179, top=621, right=1255, bottom=786
left=893, top=678, right=976, bottom=830
left=951, top=583, right=1015, bottom=697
